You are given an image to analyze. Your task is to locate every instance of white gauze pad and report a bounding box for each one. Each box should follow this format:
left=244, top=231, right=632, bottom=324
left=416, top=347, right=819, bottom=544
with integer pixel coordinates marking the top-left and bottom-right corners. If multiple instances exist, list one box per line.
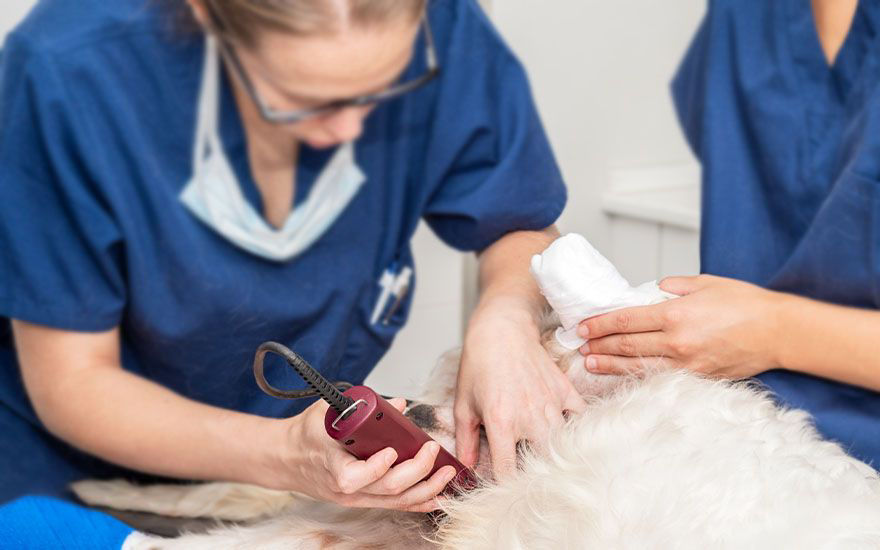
left=530, top=233, right=677, bottom=350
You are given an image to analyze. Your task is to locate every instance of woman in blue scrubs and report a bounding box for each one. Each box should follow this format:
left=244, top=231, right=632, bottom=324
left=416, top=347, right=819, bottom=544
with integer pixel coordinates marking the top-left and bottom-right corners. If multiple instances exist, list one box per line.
left=577, top=0, right=880, bottom=466
left=0, top=0, right=586, bottom=510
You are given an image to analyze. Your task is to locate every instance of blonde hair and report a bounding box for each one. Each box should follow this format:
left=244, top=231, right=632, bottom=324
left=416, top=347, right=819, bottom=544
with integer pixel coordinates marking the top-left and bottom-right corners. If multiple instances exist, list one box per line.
left=203, top=0, right=427, bottom=45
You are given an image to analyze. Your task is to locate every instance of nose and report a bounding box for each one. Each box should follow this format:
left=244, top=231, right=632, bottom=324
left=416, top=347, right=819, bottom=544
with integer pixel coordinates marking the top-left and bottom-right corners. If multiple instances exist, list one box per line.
left=323, top=106, right=368, bottom=143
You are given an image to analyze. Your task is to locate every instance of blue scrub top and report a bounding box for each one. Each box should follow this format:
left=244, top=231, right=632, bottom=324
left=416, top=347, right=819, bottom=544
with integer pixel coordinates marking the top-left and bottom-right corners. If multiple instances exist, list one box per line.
left=0, top=0, right=566, bottom=502
left=673, top=0, right=880, bottom=466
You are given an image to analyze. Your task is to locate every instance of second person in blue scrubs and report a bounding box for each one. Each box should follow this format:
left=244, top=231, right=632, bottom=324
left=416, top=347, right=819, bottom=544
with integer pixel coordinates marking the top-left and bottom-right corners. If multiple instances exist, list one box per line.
left=0, top=0, right=587, bottom=509
left=576, top=0, right=880, bottom=467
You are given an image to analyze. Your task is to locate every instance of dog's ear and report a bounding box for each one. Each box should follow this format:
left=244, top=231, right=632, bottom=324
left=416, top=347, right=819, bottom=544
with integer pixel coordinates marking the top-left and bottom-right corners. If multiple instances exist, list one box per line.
left=538, top=307, right=560, bottom=333
left=539, top=318, right=583, bottom=376
left=538, top=307, right=576, bottom=367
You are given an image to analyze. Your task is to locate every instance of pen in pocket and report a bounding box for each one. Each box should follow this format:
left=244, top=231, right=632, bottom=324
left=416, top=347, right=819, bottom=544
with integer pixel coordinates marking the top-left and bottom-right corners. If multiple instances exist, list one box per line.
left=369, top=268, right=397, bottom=325
left=382, top=266, right=413, bottom=325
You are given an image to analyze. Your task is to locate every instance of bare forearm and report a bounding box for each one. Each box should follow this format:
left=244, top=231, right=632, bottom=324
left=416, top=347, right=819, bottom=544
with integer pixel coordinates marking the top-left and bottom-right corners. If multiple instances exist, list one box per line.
left=775, top=294, right=880, bottom=391
left=24, top=359, right=285, bottom=486
left=475, top=227, right=559, bottom=321
left=14, top=321, right=287, bottom=485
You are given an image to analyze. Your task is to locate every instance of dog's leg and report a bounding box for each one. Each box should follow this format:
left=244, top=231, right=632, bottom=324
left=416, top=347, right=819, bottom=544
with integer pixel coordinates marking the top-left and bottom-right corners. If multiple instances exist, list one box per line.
left=120, top=502, right=436, bottom=550
left=72, top=479, right=295, bottom=522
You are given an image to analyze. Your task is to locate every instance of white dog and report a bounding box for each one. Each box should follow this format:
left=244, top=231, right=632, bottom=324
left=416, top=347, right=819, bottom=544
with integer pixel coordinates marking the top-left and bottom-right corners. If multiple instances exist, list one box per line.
left=73, top=322, right=880, bottom=549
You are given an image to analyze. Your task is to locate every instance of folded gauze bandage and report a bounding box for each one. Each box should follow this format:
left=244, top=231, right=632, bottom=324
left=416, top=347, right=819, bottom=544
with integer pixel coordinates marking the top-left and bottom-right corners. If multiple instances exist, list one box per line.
left=530, top=233, right=677, bottom=350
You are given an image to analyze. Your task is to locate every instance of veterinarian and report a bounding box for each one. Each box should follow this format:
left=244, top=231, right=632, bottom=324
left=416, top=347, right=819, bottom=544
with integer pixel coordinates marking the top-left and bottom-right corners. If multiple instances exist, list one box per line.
left=578, top=0, right=880, bottom=466
left=0, top=0, right=586, bottom=513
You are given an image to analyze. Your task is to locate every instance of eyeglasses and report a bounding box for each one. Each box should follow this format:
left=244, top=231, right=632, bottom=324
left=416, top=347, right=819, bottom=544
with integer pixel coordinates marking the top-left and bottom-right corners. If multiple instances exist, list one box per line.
left=205, top=5, right=440, bottom=125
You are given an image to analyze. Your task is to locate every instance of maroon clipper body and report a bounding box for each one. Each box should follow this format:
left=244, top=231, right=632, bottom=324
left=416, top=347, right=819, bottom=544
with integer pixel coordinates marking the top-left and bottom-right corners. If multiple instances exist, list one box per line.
left=325, top=386, right=476, bottom=494
left=253, top=342, right=476, bottom=496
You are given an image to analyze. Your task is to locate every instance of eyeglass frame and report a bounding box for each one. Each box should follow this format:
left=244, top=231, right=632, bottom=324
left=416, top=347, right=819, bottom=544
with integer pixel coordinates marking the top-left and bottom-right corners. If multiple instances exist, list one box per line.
left=204, top=4, right=441, bottom=125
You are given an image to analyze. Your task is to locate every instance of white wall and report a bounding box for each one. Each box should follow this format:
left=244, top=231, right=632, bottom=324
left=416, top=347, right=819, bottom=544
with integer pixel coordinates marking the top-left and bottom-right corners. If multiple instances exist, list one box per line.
left=372, top=1, right=707, bottom=395
left=372, top=2, right=707, bottom=395
left=0, top=1, right=33, bottom=38
left=491, top=0, right=705, bottom=254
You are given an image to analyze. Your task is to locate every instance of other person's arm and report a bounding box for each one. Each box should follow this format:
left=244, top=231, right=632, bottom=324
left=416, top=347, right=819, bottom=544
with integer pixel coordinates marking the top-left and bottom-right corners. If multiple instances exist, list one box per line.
left=577, top=275, right=880, bottom=391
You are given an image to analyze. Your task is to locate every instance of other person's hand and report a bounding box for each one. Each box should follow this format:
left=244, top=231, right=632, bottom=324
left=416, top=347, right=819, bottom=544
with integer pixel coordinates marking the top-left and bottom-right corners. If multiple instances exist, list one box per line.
left=578, top=275, right=785, bottom=379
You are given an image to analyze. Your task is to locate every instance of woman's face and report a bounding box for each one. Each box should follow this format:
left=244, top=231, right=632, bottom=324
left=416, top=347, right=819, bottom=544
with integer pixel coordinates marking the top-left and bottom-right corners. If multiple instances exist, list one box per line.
left=231, top=18, right=421, bottom=148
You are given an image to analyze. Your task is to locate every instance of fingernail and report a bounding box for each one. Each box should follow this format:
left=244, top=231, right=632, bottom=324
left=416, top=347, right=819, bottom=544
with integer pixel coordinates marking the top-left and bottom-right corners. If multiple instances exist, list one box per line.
left=586, top=356, right=599, bottom=372
left=579, top=342, right=590, bottom=355
left=386, top=449, right=398, bottom=465
left=577, top=324, right=589, bottom=339
left=428, top=442, right=440, bottom=454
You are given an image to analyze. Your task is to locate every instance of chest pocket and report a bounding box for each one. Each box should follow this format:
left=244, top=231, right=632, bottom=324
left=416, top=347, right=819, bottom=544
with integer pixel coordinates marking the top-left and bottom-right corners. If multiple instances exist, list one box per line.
left=337, top=247, right=417, bottom=384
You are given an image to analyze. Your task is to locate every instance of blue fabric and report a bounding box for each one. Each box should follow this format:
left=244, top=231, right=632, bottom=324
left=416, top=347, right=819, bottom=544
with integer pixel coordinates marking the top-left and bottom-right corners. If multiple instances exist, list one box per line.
left=673, top=0, right=880, bottom=466
left=0, top=0, right=565, bottom=502
left=0, top=496, right=133, bottom=549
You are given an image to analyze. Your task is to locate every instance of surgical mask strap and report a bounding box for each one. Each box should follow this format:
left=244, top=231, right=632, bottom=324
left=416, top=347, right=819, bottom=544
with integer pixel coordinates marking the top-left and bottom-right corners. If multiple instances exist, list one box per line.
left=193, top=37, right=221, bottom=175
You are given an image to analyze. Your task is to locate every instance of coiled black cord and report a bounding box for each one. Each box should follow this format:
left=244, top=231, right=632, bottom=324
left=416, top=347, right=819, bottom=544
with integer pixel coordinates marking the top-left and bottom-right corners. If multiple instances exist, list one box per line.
left=253, top=341, right=354, bottom=414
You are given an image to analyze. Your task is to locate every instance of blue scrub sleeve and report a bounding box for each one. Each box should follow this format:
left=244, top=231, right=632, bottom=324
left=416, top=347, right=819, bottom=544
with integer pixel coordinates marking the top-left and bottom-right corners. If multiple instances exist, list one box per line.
left=422, top=1, right=566, bottom=252
left=0, top=496, right=134, bottom=549
left=0, top=35, right=126, bottom=331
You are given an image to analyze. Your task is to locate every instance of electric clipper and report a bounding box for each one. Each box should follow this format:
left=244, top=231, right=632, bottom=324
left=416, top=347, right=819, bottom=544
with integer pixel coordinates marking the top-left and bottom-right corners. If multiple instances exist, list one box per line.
left=253, top=342, right=476, bottom=494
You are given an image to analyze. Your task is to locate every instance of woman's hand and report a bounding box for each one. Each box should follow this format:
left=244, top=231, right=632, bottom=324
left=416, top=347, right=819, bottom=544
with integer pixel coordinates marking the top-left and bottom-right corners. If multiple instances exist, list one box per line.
left=455, top=298, right=587, bottom=479
left=578, top=275, right=785, bottom=379
left=271, top=398, right=457, bottom=513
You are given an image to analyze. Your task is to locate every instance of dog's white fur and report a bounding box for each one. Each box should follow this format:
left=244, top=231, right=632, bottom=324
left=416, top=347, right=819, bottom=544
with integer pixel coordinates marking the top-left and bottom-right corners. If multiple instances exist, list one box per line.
left=74, top=322, right=880, bottom=549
